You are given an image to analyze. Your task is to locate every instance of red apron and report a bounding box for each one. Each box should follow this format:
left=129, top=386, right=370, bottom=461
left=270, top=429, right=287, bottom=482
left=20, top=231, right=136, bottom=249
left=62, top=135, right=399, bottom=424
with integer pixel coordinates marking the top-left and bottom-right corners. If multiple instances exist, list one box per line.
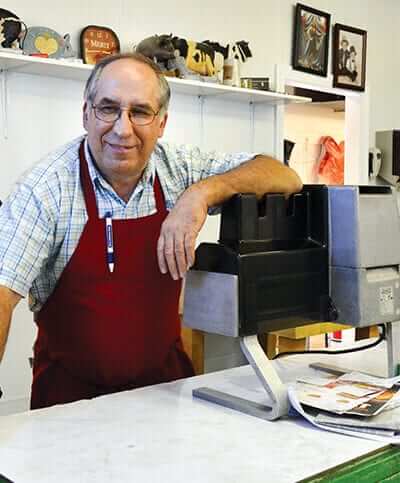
left=31, top=141, right=194, bottom=409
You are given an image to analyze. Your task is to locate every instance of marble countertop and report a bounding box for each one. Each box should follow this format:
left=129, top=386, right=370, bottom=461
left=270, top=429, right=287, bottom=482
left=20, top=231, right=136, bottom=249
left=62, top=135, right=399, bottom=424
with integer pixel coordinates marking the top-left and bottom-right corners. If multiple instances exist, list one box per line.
left=0, top=344, right=391, bottom=483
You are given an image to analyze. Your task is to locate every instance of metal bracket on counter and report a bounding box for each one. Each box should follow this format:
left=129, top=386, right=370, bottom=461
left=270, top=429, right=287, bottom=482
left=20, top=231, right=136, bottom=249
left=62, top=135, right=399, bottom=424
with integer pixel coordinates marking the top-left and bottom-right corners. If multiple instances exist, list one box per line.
left=193, top=334, right=289, bottom=421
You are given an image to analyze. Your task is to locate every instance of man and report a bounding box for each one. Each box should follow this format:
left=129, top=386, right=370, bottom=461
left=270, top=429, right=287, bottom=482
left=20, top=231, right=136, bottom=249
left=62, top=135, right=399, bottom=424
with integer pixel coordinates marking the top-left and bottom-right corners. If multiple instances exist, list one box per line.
left=338, top=38, right=350, bottom=76
left=347, top=46, right=358, bottom=82
left=0, top=53, right=302, bottom=409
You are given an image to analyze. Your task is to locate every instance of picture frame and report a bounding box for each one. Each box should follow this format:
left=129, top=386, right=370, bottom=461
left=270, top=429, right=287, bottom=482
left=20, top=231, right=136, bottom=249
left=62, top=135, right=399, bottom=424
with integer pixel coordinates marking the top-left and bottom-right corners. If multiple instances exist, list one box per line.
left=332, top=23, right=367, bottom=91
left=292, top=3, right=331, bottom=77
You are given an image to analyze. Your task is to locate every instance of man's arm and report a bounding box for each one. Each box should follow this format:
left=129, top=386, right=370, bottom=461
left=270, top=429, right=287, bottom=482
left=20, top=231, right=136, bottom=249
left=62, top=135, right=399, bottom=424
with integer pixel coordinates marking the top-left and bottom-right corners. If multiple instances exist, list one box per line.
left=0, top=286, right=22, bottom=362
left=157, top=155, right=302, bottom=279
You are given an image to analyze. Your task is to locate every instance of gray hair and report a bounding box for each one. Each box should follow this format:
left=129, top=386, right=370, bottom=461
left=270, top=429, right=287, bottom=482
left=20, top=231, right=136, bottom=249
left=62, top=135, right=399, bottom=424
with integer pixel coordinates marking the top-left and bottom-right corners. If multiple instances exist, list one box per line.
left=84, top=52, right=171, bottom=115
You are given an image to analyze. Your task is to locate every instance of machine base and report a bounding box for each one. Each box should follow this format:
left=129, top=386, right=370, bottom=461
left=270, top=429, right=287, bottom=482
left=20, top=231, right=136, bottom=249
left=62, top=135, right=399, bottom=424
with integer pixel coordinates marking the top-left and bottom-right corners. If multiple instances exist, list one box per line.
left=192, top=334, right=289, bottom=421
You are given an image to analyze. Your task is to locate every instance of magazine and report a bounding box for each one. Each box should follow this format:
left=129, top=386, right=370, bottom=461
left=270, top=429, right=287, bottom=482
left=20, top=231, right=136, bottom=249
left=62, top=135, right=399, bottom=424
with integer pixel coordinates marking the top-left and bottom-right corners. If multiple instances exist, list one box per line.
left=295, top=373, right=391, bottom=416
left=288, top=386, right=400, bottom=443
left=315, top=408, right=400, bottom=432
left=289, top=370, right=400, bottom=443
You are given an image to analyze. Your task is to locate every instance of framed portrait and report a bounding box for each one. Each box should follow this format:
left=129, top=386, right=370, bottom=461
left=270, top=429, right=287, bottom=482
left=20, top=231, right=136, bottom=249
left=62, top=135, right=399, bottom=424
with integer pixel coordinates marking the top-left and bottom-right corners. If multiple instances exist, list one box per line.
left=333, top=23, right=367, bottom=91
left=292, top=3, right=331, bottom=77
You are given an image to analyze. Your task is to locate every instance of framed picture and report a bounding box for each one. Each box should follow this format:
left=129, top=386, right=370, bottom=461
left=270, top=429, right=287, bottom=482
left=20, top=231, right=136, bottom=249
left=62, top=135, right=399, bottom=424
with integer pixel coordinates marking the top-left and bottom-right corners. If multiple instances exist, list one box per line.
left=333, top=24, right=367, bottom=91
left=292, top=3, right=331, bottom=77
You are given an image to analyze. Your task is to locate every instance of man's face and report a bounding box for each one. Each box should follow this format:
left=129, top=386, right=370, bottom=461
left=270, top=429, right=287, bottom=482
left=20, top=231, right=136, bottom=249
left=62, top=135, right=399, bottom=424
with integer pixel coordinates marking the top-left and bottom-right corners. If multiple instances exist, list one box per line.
left=83, top=59, right=168, bottom=186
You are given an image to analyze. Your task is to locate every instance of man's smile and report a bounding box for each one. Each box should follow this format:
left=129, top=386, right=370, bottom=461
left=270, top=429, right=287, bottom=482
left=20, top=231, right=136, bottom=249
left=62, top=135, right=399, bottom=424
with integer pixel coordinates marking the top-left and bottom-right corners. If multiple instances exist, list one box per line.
left=105, top=141, right=138, bottom=153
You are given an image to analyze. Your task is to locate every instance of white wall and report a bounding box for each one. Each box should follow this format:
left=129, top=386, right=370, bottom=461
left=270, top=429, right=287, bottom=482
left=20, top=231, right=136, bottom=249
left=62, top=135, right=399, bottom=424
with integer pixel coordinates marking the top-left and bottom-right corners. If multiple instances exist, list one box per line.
left=0, top=0, right=399, bottom=410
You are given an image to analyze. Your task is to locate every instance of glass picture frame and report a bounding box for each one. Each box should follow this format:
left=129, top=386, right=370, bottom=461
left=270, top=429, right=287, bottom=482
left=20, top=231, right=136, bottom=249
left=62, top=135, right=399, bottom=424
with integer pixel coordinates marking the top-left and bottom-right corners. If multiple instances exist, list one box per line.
left=292, top=3, right=331, bottom=77
left=333, top=23, right=367, bottom=91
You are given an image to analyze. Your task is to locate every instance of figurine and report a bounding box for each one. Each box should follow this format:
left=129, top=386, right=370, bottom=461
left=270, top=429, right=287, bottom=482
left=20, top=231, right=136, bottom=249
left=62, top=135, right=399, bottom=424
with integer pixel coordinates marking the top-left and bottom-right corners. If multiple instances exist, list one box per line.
left=60, top=34, right=76, bottom=59
left=135, top=34, right=176, bottom=71
left=170, top=36, right=224, bottom=81
left=135, top=34, right=224, bottom=82
left=203, top=40, right=252, bottom=87
left=0, top=8, right=23, bottom=49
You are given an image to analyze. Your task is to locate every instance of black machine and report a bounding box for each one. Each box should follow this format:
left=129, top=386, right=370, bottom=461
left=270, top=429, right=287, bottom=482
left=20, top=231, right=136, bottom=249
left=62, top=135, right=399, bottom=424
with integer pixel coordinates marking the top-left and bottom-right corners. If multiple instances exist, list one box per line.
left=185, top=185, right=337, bottom=338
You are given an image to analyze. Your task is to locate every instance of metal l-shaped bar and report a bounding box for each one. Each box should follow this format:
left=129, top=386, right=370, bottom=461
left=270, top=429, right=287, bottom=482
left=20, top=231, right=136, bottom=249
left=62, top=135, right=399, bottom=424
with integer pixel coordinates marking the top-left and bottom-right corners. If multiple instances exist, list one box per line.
left=193, top=334, right=289, bottom=421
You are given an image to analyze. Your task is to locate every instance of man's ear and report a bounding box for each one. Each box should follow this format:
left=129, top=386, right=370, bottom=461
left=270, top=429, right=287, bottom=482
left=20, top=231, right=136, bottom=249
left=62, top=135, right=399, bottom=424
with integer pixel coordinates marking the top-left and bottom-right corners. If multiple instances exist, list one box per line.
left=158, top=112, right=168, bottom=138
left=83, top=102, right=89, bottom=130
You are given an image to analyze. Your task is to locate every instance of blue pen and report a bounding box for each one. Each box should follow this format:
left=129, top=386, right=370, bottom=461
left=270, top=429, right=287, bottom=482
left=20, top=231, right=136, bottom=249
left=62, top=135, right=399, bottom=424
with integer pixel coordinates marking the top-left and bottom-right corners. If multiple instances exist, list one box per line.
left=105, top=212, right=115, bottom=273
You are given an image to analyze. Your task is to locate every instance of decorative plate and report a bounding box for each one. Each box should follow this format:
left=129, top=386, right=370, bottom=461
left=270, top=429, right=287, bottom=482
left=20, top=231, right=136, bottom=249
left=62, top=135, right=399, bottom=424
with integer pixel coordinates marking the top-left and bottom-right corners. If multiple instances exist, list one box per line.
left=80, top=25, right=120, bottom=65
left=22, top=26, right=64, bottom=58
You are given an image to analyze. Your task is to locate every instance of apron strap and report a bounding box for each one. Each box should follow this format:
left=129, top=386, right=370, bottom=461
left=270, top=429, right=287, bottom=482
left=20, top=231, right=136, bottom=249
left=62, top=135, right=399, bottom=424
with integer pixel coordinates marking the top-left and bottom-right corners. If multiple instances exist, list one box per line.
left=79, top=141, right=98, bottom=220
left=153, top=173, right=168, bottom=215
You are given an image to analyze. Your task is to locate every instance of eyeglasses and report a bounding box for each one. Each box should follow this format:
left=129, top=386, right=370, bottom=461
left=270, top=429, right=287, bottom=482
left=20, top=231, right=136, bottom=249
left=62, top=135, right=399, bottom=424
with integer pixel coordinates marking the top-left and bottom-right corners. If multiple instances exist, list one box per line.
left=91, top=103, right=160, bottom=126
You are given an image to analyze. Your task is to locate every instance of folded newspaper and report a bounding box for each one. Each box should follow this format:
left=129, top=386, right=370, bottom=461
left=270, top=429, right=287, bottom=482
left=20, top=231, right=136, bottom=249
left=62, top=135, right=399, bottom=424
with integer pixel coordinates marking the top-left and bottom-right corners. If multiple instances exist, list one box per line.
left=288, top=371, right=400, bottom=443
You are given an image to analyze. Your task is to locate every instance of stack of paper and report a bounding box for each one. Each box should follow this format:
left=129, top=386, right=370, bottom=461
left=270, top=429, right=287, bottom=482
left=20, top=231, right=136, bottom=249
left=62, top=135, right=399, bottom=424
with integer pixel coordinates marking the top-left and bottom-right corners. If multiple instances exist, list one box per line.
left=289, top=371, right=400, bottom=442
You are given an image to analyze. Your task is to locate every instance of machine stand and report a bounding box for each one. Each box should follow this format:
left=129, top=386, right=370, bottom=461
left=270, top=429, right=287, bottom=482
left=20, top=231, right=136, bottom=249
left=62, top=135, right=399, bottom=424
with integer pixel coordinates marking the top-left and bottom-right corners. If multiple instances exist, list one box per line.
left=193, top=334, right=289, bottom=421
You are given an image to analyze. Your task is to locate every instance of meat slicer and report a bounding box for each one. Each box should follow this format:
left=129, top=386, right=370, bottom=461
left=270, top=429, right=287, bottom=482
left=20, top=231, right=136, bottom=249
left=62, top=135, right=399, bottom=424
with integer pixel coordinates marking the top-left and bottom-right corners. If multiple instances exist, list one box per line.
left=183, top=185, right=400, bottom=420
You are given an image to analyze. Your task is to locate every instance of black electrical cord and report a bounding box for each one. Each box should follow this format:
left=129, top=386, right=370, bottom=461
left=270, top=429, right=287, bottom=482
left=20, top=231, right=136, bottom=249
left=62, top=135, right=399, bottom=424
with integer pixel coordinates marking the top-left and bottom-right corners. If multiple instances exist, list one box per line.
left=271, top=324, right=386, bottom=360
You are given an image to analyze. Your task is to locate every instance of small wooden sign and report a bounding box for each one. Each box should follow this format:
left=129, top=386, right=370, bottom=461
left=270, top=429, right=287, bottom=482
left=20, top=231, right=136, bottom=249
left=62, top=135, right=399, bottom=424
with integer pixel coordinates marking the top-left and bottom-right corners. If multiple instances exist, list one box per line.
left=80, top=25, right=120, bottom=65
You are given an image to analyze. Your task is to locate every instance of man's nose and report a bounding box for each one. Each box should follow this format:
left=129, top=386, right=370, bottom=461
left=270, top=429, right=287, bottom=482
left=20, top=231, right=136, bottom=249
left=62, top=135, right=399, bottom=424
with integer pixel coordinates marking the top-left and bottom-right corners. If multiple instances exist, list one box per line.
left=112, top=110, right=133, bottom=137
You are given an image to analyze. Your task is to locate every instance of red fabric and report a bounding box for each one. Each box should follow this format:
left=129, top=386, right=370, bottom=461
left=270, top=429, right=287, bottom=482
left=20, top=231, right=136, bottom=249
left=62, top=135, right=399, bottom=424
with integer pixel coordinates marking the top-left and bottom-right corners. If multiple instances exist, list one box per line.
left=316, top=136, right=345, bottom=185
left=31, top=141, right=194, bottom=409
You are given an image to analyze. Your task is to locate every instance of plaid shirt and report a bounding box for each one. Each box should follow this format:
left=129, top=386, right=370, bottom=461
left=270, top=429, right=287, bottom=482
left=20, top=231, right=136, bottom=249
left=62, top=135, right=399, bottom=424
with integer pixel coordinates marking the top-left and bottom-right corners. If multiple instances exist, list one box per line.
left=0, top=135, right=254, bottom=311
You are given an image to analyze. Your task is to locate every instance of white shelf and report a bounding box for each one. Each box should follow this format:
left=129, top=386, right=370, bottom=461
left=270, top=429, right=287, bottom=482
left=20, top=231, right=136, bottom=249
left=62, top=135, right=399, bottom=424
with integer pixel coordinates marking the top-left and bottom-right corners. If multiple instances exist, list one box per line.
left=0, top=51, right=310, bottom=104
left=0, top=51, right=92, bottom=81
left=167, top=77, right=310, bottom=105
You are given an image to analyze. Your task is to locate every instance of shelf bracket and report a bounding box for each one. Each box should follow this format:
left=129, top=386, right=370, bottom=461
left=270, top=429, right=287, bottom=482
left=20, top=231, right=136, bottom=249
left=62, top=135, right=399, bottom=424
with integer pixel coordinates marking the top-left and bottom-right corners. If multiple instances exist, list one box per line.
left=249, top=101, right=255, bottom=151
left=193, top=334, right=289, bottom=421
left=198, top=95, right=205, bottom=149
left=2, top=61, right=28, bottom=74
left=1, top=68, right=8, bottom=140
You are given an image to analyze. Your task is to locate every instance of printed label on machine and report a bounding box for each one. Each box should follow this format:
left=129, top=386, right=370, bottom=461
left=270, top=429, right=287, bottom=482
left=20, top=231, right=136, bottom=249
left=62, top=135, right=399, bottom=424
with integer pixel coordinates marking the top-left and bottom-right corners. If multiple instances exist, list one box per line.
left=380, top=286, right=394, bottom=315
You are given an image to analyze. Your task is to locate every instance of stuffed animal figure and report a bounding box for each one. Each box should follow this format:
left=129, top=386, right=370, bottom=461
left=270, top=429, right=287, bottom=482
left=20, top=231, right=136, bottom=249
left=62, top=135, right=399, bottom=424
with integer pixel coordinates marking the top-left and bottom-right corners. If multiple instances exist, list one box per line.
left=203, top=40, right=252, bottom=87
left=226, top=40, right=252, bottom=86
left=135, top=34, right=179, bottom=75
left=0, top=8, right=23, bottom=49
left=170, top=37, right=224, bottom=80
left=136, top=34, right=224, bottom=81
left=135, top=35, right=250, bottom=84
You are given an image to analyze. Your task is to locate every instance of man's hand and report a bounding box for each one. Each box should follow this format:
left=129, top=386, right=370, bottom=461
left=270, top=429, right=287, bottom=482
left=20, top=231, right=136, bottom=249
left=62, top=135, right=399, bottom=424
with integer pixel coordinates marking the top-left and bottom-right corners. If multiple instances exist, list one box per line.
left=157, top=185, right=208, bottom=279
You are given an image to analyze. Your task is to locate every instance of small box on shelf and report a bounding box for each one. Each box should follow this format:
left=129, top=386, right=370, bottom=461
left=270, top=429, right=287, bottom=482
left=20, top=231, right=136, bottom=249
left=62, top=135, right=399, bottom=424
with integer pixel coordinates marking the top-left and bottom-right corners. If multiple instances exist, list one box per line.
left=240, top=77, right=270, bottom=91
